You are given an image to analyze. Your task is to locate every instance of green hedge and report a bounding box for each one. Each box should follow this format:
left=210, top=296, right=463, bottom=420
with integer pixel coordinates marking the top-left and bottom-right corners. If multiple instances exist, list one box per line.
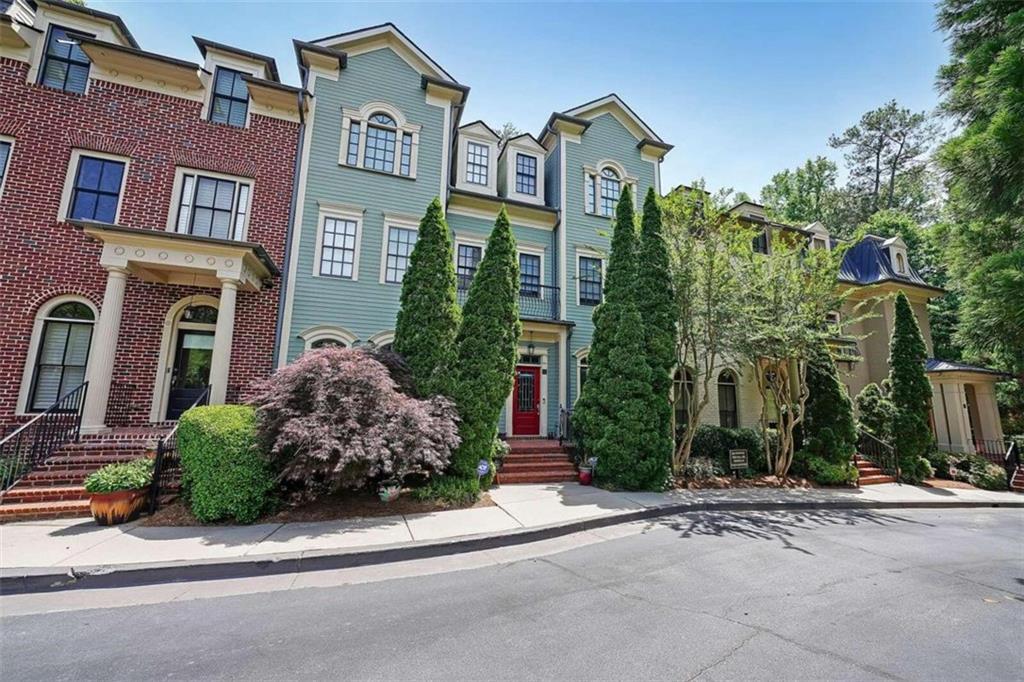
left=179, top=405, right=274, bottom=524
left=793, top=450, right=858, bottom=486
left=688, top=425, right=768, bottom=476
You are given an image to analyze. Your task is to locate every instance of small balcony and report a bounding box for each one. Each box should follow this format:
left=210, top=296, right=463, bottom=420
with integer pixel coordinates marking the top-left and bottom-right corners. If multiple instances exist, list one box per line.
left=457, top=282, right=561, bottom=322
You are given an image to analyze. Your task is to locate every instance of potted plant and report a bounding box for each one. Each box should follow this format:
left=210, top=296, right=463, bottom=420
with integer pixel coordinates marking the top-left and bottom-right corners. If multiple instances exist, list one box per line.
left=579, top=456, right=597, bottom=485
left=378, top=479, right=401, bottom=503
left=83, top=458, right=153, bottom=526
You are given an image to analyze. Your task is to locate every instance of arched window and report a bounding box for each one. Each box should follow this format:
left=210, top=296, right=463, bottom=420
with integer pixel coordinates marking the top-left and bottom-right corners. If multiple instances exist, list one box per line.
left=895, top=252, right=906, bottom=274
left=717, top=370, right=738, bottom=428
left=673, top=368, right=693, bottom=441
left=28, top=300, right=94, bottom=411
left=599, top=167, right=621, bottom=217
left=308, top=337, right=348, bottom=350
left=364, top=113, right=398, bottom=173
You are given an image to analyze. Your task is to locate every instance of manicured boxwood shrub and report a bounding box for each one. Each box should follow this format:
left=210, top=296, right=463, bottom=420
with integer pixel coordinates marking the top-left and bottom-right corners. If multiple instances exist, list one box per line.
left=84, top=458, right=153, bottom=493
left=792, top=450, right=858, bottom=486
left=688, top=424, right=768, bottom=476
left=179, top=405, right=274, bottom=524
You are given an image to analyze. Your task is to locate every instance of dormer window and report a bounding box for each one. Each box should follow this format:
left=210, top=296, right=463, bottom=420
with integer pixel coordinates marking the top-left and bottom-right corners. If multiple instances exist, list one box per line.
left=210, top=67, right=249, bottom=127
left=40, top=26, right=92, bottom=94
left=341, top=104, right=419, bottom=179
left=812, top=236, right=827, bottom=250
left=466, top=142, right=489, bottom=185
left=515, top=153, right=537, bottom=195
left=895, top=252, right=906, bottom=274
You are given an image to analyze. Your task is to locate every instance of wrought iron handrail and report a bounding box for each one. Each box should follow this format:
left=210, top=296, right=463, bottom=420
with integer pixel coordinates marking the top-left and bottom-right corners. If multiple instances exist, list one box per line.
left=149, top=385, right=210, bottom=513
left=857, top=428, right=899, bottom=482
left=457, top=284, right=561, bottom=321
left=558, top=407, right=574, bottom=448
left=0, top=382, right=88, bottom=492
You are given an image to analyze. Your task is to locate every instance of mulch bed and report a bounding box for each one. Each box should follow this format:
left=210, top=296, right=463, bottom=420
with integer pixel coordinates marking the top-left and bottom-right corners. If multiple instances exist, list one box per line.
left=141, top=490, right=495, bottom=527
left=673, top=475, right=817, bottom=490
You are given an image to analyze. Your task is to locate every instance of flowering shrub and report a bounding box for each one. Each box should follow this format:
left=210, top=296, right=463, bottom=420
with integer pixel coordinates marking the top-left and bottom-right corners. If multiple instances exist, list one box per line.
left=250, top=347, right=460, bottom=502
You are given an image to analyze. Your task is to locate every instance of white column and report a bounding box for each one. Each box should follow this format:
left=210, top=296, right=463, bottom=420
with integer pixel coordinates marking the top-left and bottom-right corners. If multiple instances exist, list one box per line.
left=209, top=278, right=239, bottom=405
left=81, top=267, right=129, bottom=431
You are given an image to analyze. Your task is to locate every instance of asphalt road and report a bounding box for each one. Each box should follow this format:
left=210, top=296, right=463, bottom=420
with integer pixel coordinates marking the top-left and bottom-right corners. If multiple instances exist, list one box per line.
left=2, top=508, right=1022, bottom=681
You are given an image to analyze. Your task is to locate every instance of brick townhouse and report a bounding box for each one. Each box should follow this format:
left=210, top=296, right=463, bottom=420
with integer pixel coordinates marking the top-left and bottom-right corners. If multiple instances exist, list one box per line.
left=0, top=0, right=303, bottom=437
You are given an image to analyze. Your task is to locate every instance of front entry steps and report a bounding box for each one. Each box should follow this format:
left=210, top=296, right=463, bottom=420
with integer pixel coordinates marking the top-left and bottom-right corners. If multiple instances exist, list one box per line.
left=1011, top=465, right=1024, bottom=493
left=854, top=454, right=896, bottom=486
left=498, top=438, right=576, bottom=484
left=0, top=430, right=166, bottom=523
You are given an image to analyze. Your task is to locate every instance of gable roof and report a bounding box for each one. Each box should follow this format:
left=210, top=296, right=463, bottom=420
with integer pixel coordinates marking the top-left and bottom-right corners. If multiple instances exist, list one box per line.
left=35, top=0, right=139, bottom=48
left=839, top=235, right=942, bottom=293
left=311, top=22, right=456, bottom=83
left=458, top=120, right=500, bottom=140
left=563, top=93, right=664, bottom=143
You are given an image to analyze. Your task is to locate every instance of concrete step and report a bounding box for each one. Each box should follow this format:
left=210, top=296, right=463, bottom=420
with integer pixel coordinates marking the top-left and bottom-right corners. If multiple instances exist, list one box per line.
left=1, top=485, right=88, bottom=504
left=0, top=499, right=92, bottom=522
left=858, top=475, right=896, bottom=485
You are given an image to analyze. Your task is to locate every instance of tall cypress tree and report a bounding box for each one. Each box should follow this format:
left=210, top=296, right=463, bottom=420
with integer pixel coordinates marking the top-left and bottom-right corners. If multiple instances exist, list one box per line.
left=393, top=197, right=460, bottom=398
left=804, top=339, right=857, bottom=464
left=888, top=291, right=933, bottom=482
left=573, top=186, right=667, bottom=490
left=637, top=187, right=676, bottom=463
left=452, top=206, right=521, bottom=482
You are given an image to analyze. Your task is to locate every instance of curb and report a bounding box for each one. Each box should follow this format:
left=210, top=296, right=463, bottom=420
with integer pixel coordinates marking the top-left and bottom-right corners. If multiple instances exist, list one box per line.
left=3, top=498, right=1022, bottom=595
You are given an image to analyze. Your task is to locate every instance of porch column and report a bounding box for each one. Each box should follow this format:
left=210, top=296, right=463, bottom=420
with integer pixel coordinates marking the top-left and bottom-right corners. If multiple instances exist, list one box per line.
left=209, top=278, right=239, bottom=405
left=81, top=267, right=129, bottom=431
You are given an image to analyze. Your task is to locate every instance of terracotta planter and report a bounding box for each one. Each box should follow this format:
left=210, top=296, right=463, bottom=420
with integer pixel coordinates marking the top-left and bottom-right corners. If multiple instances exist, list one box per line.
left=89, top=488, right=149, bottom=526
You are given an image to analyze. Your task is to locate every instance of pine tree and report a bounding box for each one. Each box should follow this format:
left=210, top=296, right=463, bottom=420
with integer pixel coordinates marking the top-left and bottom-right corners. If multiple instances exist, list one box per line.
left=451, top=206, right=521, bottom=482
left=573, top=186, right=667, bottom=490
left=803, top=340, right=857, bottom=464
left=637, top=187, right=676, bottom=462
left=393, top=197, right=460, bottom=398
left=888, top=291, right=934, bottom=482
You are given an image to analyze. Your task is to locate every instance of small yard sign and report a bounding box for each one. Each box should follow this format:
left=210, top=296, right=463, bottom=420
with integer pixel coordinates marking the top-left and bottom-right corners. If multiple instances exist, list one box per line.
left=728, top=449, right=748, bottom=471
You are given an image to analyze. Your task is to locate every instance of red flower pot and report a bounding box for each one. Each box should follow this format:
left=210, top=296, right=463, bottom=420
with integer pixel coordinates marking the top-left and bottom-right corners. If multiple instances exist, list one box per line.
left=579, top=467, right=593, bottom=485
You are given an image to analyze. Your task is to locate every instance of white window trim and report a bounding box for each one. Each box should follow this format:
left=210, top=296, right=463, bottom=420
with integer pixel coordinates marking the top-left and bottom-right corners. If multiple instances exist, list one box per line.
left=379, top=214, right=421, bottom=284
left=58, top=148, right=131, bottom=224
left=201, top=53, right=261, bottom=129
left=17, top=295, right=98, bottom=415
left=339, top=102, right=421, bottom=179
left=455, top=129, right=498, bottom=195
left=367, top=330, right=395, bottom=348
left=582, top=160, right=637, bottom=217
left=574, top=346, right=590, bottom=406
left=517, top=244, right=546, bottom=300
left=575, top=248, right=605, bottom=306
left=298, top=324, right=358, bottom=351
left=0, top=135, right=14, bottom=200
left=507, top=150, right=543, bottom=204
left=32, top=20, right=96, bottom=96
left=165, top=166, right=255, bottom=241
left=312, top=201, right=364, bottom=280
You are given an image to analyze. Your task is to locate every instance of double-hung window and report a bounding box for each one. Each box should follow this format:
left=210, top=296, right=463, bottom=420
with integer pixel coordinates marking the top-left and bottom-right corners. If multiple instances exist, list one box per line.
left=456, top=244, right=482, bottom=290
left=174, top=172, right=251, bottom=241
left=210, top=67, right=249, bottom=128
left=520, top=253, right=541, bottom=298
left=319, top=217, right=358, bottom=278
left=364, top=114, right=398, bottom=173
left=0, top=140, right=11, bottom=196
left=598, top=168, right=621, bottom=217
left=466, top=142, right=489, bottom=185
left=68, top=156, right=125, bottom=223
left=516, top=154, right=537, bottom=195
left=579, top=255, right=603, bottom=306
left=28, top=301, right=94, bottom=412
left=40, top=26, right=91, bottom=94
left=384, top=225, right=417, bottom=284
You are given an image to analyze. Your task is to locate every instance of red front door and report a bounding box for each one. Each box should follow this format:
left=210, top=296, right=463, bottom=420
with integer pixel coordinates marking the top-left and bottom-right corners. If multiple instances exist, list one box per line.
left=513, top=365, right=541, bottom=435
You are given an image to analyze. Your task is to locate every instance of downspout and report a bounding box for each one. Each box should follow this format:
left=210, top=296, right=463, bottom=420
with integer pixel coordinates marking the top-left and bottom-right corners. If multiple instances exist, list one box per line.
left=271, top=68, right=308, bottom=370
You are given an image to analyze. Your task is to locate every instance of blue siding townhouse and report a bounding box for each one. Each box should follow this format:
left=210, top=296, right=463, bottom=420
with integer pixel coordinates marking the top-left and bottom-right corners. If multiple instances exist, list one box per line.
left=278, top=24, right=671, bottom=439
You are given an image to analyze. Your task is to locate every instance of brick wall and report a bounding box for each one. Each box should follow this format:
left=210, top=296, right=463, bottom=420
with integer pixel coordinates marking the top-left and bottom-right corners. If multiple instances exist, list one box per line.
left=0, top=58, right=299, bottom=426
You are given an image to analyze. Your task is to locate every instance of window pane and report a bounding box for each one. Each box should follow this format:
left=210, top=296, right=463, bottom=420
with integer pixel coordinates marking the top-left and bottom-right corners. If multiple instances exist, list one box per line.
left=210, top=68, right=248, bottom=128
left=98, top=161, right=123, bottom=192
left=466, top=142, right=488, bottom=185
left=370, top=113, right=396, bottom=126
left=516, top=154, right=537, bottom=195
left=210, top=211, right=231, bottom=240
left=319, top=217, right=358, bottom=279
left=0, top=142, right=10, bottom=184
left=95, top=194, right=118, bottom=223
left=457, top=244, right=482, bottom=289
left=364, top=125, right=396, bottom=173
left=520, top=253, right=541, bottom=296
left=70, top=192, right=97, bottom=220
left=213, top=180, right=235, bottom=210
left=579, top=256, right=603, bottom=305
left=214, top=68, right=235, bottom=95
left=47, top=28, right=73, bottom=58
left=191, top=208, right=213, bottom=236
left=585, top=175, right=596, bottom=213
left=31, top=366, right=62, bottom=410
left=600, top=174, right=620, bottom=217
left=78, top=158, right=103, bottom=190
left=385, top=227, right=417, bottom=283
left=346, top=122, right=361, bottom=166
left=228, top=100, right=247, bottom=127
left=50, top=302, right=94, bottom=320
left=400, top=134, right=412, bottom=176
left=210, top=97, right=231, bottom=124
left=65, top=64, right=90, bottom=94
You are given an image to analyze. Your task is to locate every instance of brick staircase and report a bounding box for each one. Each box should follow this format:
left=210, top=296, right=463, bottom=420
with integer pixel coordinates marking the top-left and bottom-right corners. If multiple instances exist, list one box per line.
left=0, top=430, right=165, bottom=523
left=498, top=438, right=577, bottom=484
left=853, top=453, right=896, bottom=486
left=1011, top=464, right=1024, bottom=493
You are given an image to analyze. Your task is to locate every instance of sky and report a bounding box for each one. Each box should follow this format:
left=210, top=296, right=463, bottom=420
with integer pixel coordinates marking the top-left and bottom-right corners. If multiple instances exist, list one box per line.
left=89, top=1, right=949, bottom=198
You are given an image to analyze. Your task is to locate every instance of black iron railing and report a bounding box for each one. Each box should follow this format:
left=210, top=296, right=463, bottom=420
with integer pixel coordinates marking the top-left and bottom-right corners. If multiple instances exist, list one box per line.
left=457, top=284, right=561, bottom=321
left=149, top=385, right=209, bottom=513
left=1006, top=441, right=1021, bottom=490
left=0, top=383, right=88, bottom=492
left=558, top=407, right=574, bottom=448
left=971, top=439, right=1012, bottom=467
left=857, top=428, right=899, bottom=482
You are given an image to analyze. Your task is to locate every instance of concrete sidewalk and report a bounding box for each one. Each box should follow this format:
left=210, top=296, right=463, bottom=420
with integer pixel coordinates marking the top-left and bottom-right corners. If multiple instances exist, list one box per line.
left=2, top=483, right=1020, bottom=577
